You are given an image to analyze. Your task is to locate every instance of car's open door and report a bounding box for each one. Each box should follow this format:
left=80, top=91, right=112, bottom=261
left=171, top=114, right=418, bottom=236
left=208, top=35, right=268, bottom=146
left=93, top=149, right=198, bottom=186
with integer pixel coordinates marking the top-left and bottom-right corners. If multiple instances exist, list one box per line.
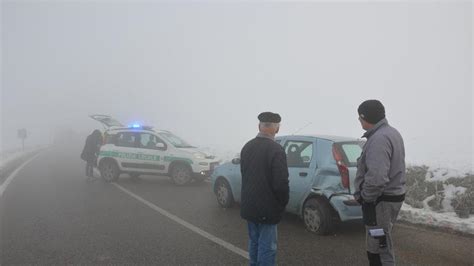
left=89, top=114, right=124, bottom=128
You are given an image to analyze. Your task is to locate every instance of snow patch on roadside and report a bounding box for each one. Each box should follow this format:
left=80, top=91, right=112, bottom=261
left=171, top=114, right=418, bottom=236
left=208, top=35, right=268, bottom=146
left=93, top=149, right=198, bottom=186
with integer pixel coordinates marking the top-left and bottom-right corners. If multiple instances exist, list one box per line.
left=425, top=167, right=472, bottom=182
left=442, top=185, right=467, bottom=212
left=0, top=147, right=43, bottom=170
left=422, top=195, right=436, bottom=210
left=399, top=203, right=474, bottom=235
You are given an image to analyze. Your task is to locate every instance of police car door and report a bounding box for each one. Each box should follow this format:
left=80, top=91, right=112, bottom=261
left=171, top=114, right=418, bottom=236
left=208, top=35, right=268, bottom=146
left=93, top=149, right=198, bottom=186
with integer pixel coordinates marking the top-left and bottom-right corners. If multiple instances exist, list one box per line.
left=283, top=138, right=317, bottom=213
left=134, top=132, right=167, bottom=174
left=114, top=131, right=141, bottom=171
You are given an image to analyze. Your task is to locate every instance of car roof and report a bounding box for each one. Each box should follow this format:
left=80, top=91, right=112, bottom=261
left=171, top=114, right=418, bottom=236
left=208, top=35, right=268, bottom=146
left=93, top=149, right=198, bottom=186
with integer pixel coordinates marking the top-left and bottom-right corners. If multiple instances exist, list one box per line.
left=277, top=134, right=361, bottom=142
left=104, top=127, right=172, bottom=134
left=105, top=127, right=154, bottom=133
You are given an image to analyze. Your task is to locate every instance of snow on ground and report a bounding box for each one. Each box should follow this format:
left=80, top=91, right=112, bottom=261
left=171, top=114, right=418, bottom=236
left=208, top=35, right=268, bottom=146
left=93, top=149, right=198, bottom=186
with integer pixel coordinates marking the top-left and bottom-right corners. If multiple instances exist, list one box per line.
left=0, top=147, right=42, bottom=170
left=399, top=203, right=474, bottom=235
left=403, top=165, right=474, bottom=235
left=425, top=167, right=472, bottom=182
left=402, top=172, right=473, bottom=234
left=442, top=184, right=467, bottom=212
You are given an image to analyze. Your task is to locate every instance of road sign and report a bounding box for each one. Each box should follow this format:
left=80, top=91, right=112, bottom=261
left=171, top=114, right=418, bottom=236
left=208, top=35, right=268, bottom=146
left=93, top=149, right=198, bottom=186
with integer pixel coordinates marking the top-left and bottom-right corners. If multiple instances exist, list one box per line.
left=18, top=128, right=27, bottom=139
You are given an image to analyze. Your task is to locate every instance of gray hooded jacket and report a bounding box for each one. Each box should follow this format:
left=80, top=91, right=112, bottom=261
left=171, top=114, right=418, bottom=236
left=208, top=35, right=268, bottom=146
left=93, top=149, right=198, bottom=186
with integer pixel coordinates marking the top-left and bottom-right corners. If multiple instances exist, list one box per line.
left=354, top=119, right=406, bottom=203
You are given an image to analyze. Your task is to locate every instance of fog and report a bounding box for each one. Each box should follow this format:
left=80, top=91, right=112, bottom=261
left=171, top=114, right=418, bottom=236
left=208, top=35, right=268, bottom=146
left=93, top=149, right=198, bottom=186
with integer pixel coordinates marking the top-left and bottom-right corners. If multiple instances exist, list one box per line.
left=1, top=1, right=473, bottom=171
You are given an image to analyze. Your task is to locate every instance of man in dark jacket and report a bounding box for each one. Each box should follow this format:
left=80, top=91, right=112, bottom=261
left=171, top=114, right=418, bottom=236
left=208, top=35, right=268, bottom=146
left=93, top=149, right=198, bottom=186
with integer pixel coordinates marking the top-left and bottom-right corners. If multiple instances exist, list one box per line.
left=354, top=100, right=406, bottom=266
left=81, top=129, right=102, bottom=178
left=240, top=112, right=289, bottom=266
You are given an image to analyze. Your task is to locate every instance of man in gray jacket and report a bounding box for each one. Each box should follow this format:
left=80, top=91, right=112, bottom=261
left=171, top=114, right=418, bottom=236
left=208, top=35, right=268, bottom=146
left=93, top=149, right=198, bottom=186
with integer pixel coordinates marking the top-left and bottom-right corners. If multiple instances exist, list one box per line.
left=354, top=100, right=406, bottom=266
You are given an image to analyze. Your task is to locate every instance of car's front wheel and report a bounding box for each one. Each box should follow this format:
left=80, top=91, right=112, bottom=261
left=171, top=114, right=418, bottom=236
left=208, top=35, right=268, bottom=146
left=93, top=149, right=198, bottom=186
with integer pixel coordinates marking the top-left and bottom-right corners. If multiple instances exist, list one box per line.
left=215, top=179, right=234, bottom=208
left=100, top=160, right=120, bottom=182
left=303, top=198, right=335, bottom=235
left=171, top=164, right=192, bottom=185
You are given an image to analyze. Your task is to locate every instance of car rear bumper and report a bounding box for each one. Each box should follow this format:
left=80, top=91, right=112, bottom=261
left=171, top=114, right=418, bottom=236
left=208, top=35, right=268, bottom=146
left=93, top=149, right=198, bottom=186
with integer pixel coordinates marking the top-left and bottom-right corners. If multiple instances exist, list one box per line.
left=329, top=194, right=362, bottom=222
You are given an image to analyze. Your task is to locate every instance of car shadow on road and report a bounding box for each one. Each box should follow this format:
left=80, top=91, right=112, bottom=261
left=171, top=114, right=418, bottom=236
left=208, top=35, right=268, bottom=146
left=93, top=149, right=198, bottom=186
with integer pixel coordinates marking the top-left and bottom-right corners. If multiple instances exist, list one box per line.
left=278, top=212, right=365, bottom=237
left=111, top=174, right=211, bottom=188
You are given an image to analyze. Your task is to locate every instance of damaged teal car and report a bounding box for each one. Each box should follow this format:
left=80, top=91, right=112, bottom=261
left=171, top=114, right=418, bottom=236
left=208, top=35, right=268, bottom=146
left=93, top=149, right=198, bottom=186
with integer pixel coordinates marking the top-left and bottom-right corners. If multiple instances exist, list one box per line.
left=211, top=135, right=365, bottom=235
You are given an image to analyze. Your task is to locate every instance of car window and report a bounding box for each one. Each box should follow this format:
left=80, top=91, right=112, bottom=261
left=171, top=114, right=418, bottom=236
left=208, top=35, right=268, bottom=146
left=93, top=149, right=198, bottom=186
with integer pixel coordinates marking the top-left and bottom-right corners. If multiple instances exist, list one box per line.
left=339, top=142, right=364, bottom=166
left=159, top=132, right=194, bottom=148
left=284, top=140, right=313, bottom=168
left=300, top=145, right=313, bottom=163
left=104, top=133, right=116, bottom=145
left=116, top=132, right=139, bottom=148
left=138, top=133, right=167, bottom=150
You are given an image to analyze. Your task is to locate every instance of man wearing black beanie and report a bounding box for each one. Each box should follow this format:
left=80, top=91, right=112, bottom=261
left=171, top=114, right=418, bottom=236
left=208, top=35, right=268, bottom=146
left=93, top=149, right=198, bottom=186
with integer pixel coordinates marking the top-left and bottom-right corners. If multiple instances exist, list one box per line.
left=358, top=100, right=386, bottom=125
left=354, top=100, right=406, bottom=266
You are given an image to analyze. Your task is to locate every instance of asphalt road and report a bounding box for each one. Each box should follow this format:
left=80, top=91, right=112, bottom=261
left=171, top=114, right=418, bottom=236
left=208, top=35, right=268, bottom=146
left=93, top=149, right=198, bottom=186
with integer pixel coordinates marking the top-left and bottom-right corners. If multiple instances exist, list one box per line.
left=1, top=147, right=473, bottom=265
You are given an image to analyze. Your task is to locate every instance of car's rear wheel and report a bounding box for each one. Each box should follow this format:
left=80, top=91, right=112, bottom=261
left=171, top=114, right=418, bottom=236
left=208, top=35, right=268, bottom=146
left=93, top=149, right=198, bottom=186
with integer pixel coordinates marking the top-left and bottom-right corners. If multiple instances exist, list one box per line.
left=215, top=179, right=234, bottom=208
left=100, top=160, right=119, bottom=182
left=171, top=164, right=192, bottom=185
left=303, top=198, right=335, bottom=235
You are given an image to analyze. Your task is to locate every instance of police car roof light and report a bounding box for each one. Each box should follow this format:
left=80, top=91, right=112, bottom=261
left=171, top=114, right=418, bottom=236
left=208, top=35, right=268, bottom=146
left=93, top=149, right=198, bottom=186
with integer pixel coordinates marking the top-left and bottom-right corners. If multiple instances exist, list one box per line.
left=125, top=124, right=154, bottom=131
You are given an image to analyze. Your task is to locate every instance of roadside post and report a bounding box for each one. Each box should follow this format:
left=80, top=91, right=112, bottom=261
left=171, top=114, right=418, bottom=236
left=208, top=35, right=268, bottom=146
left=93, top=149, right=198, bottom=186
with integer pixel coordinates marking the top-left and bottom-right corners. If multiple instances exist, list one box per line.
left=17, top=128, right=27, bottom=151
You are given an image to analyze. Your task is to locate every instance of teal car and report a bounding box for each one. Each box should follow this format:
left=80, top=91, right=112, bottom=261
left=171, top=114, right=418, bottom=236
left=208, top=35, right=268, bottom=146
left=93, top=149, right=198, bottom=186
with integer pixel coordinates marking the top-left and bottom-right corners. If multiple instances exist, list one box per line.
left=211, top=135, right=365, bottom=235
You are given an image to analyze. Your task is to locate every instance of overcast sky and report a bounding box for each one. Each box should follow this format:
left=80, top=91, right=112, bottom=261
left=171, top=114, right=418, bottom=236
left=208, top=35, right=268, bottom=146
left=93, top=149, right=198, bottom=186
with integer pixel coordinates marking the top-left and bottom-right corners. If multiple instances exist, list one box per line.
left=1, top=1, right=472, bottom=171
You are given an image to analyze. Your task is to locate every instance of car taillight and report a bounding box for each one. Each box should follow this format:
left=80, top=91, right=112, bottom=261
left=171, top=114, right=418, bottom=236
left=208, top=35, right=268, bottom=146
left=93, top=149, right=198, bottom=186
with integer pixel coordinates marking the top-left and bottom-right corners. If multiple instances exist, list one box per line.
left=332, top=145, right=350, bottom=189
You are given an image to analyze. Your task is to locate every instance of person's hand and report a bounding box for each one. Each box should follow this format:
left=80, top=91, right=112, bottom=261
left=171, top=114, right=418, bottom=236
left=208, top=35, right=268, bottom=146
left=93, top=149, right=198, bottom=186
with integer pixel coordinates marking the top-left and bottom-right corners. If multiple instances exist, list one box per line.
left=353, top=191, right=363, bottom=205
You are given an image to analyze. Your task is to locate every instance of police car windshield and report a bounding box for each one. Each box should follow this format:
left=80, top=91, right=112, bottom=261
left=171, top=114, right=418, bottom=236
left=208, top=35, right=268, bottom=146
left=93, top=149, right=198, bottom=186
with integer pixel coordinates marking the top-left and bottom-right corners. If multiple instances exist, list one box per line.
left=159, top=132, right=195, bottom=148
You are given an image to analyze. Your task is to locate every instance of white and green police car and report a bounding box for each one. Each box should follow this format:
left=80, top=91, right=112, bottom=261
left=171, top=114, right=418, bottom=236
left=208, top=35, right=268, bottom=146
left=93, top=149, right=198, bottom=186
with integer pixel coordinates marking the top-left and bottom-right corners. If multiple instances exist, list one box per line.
left=91, top=115, right=219, bottom=185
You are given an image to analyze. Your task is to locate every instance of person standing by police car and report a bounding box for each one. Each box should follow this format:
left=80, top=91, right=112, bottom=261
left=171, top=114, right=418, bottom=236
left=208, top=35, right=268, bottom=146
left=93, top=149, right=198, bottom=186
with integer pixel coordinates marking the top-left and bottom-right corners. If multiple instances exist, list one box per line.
left=240, top=112, right=289, bottom=266
left=81, top=129, right=103, bottom=178
left=354, top=100, right=406, bottom=266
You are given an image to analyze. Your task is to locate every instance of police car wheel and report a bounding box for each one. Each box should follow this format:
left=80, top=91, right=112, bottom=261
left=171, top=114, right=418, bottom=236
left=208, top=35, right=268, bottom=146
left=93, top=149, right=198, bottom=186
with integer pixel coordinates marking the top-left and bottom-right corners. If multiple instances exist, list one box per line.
left=303, top=198, right=334, bottom=235
left=215, top=179, right=234, bottom=208
left=101, top=161, right=119, bottom=182
left=171, top=164, right=192, bottom=185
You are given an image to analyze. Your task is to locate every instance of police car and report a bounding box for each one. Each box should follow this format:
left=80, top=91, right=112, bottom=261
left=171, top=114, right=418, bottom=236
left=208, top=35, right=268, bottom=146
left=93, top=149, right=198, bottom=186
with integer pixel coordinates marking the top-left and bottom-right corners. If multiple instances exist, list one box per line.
left=90, top=115, right=219, bottom=185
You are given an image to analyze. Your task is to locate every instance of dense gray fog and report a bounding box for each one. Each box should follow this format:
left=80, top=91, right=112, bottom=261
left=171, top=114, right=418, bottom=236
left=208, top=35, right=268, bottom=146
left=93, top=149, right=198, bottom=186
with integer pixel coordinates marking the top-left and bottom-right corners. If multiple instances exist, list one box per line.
left=1, top=1, right=472, bottom=171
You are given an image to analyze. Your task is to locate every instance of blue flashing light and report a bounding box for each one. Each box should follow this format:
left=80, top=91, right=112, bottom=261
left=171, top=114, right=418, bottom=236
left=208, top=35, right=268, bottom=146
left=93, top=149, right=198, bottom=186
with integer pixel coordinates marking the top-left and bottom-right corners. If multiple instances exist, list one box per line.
left=131, top=124, right=141, bottom=128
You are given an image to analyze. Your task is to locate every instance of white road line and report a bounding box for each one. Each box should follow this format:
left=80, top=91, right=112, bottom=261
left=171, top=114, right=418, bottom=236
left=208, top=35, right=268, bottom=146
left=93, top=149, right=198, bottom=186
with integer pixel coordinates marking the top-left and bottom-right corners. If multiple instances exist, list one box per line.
left=112, top=182, right=249, bottom=260
left=0, top=153, right=42, bottom=197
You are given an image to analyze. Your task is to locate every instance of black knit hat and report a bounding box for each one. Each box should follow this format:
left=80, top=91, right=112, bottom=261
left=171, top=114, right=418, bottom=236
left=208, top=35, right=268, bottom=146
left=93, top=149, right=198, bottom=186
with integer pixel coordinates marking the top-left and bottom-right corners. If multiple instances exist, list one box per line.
left=258, top=112, right=281, bottom=123
left=358, top=100, right=385, bottom=124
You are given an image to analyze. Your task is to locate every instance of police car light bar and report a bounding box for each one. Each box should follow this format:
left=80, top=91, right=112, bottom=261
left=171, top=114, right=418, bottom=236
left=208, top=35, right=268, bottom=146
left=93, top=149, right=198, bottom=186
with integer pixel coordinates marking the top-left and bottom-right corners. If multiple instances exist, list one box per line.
left=127, top=124, right=154, bottom=131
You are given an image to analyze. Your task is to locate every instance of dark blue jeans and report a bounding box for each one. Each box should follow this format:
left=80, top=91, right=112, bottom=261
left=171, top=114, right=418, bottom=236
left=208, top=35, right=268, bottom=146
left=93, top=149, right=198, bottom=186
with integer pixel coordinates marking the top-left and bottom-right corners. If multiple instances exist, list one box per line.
left=247, top=221, right=278, bottom=266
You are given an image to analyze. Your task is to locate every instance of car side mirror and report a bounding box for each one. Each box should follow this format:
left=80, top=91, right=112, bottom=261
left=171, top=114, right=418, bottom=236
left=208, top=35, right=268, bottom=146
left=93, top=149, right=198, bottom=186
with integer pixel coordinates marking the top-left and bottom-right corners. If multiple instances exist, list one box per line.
left=231, top=158, right=240, bottom=164
left=155, top=143, right=165, bottom=149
